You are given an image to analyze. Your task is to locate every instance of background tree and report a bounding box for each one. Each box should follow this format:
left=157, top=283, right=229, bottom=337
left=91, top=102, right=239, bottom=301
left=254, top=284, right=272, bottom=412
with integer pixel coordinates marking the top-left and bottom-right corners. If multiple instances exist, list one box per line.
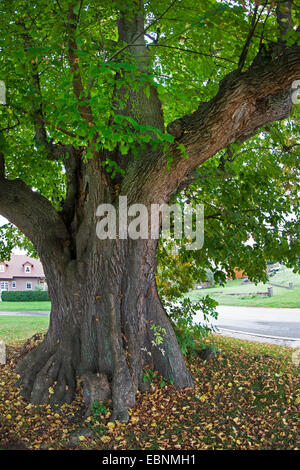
left=0, top=0, right=299, bottom=421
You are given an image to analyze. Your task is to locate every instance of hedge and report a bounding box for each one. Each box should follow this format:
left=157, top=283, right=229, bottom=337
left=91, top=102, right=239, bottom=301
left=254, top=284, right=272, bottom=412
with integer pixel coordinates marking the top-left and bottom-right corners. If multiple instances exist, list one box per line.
left=1, top=290, right=49, bottom=302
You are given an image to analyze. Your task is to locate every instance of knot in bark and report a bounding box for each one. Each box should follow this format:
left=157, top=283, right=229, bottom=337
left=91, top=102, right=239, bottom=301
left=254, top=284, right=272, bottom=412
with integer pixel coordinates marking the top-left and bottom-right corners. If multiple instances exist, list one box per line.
left=167, top=119, right=184, bottom=139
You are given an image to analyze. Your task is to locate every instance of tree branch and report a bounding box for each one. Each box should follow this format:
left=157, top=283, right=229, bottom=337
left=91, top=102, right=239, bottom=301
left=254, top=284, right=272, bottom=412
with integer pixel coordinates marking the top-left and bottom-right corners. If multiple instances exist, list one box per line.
left=148, top=44, right=236, bottom=64
left=18, top=18, right=75, bottom=161
left=0, top=153, right=5, bottom=181
left=19, top=20, right=50, bottom=153
left=108, top=0, right=178, bottom=63
left=67, top=3, right=94, bottom=125
left=0, top=110, right=21, bottom=133
left=32, top=113, right=85, bottom=141
left=276, top=1, right=293, bottom=39
left=123, top=42, right=300, bottom=204
left=0, top=178, right=70, bottom=259
left=238, top=4, right=260, bottom=70
left=87, top=1, right=178, bottom=97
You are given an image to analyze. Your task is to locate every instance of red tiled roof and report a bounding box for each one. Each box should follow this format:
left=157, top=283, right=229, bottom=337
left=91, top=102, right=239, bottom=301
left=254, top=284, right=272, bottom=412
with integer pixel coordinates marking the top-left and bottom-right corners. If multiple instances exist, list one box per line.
left=0, top=254, right=45, bottom=279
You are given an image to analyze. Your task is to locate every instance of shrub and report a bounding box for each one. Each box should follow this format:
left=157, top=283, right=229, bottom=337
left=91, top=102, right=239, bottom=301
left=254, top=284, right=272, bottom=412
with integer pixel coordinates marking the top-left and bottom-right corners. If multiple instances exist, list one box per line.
left=164, top=296, right=218, bottom=357
left=1, top=290, right=49, bottom=301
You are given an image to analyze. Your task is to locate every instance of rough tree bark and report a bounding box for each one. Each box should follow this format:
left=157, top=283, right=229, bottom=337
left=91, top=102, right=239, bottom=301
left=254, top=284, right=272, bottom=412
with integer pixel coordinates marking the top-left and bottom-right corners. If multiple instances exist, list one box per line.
left=0, top=154, right=195, bottom=423
left=16, top=236, right=194, bottom=422
left=0, top=1, right=299, bottom=421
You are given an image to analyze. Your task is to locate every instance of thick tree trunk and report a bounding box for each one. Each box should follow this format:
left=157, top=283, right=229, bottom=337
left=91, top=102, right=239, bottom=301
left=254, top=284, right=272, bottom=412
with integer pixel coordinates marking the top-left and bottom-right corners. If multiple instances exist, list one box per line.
left=16, top=236, right=194, bottom=422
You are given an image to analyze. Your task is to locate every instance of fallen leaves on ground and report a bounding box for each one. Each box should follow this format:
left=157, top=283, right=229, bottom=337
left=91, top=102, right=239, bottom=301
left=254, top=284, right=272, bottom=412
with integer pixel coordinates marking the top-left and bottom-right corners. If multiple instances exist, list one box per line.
left=0, top=335, right=299, bottom=450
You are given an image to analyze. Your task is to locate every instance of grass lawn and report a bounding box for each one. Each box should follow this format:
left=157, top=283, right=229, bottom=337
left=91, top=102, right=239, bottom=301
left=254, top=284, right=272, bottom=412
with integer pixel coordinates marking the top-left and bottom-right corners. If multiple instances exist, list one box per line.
left=0, top=319, right=299, bottom=450
left=0, top=301, right=51, bottom=311
left=0, top=316, right=49, bottom=343
left=187, top=269, right=300, bottom=308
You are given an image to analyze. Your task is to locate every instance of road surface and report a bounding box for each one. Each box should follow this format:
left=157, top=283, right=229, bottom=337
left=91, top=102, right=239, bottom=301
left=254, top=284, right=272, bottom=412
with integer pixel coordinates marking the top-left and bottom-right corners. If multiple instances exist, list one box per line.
left=0, top=311, right=50, bottom=316
left=194, top=305, right=300, bottom=345
left=1, top=306, right=300, bottom=345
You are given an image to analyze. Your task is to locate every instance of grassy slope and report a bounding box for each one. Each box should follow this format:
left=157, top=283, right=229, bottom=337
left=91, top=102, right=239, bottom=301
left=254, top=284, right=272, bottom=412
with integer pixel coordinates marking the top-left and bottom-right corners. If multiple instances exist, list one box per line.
left=187, top=269, right=300, bottom=308
left=0, top=301, right=51, bottom=311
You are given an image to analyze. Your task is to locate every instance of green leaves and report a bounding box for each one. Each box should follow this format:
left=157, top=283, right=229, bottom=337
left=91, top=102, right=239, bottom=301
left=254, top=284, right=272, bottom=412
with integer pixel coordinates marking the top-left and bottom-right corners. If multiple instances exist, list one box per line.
left=0, top=224, right=37, bottom=260
left=101, top=159, right=125, bottom=179
left=0, top=0, right=299, bottom=286
left=164, top=296, right=218, bottom=356
left=177, top=143, right=189, bottom=159
left=72, top=2, right=82, bottom=16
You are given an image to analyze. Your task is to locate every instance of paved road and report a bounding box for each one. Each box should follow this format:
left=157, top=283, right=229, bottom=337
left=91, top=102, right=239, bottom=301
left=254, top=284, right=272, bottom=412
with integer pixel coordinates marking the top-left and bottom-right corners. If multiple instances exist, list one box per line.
left=194, top=305, right=300, bottom=340
left=0, top=310, right=50, bottom=316
left=1, top=306, right=300, bottom=344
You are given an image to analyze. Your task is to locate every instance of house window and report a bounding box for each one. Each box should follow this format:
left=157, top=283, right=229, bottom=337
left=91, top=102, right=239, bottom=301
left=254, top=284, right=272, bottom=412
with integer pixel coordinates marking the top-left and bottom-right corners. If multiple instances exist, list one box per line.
left=25, top=265, right=31, bottom=273
left=0, top=265, right=5, bottom=272
left=26, top=282, right=32, bottom=290
left=0, top=281, right=8, bottom=291
left=11, top=281, right=16, bottom=289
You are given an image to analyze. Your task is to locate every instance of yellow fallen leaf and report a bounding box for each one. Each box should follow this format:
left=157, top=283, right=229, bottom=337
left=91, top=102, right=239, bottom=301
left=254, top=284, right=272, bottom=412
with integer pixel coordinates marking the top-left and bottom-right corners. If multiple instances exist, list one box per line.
left=107, top=422, right=115, bottom=429
left=78, top=436, right=86, bottom=441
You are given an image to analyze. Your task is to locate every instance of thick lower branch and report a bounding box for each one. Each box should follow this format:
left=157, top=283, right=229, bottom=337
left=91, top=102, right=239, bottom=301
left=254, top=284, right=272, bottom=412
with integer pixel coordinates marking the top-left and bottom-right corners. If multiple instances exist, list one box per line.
left=0, top=152, right=5, bottom=180
left=123, top=43, right=300, bottom=203
left=0, top=178, right=70, bottom=259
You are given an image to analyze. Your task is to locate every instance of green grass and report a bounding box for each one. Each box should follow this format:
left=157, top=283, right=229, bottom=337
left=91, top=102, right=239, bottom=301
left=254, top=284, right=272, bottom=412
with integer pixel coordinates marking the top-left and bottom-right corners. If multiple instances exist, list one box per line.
left=0, top=315, right=49, bottom=343
left=0, top=301, right=51, bottom=311
left=187, top=268, right=300, bottom=308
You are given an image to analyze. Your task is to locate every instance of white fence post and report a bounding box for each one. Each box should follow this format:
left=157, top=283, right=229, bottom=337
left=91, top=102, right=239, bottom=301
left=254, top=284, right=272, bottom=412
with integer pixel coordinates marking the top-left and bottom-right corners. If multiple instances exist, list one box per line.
left=0, top=340, right=6, bottom=365
left=267, top=287, right=273, bottom=297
